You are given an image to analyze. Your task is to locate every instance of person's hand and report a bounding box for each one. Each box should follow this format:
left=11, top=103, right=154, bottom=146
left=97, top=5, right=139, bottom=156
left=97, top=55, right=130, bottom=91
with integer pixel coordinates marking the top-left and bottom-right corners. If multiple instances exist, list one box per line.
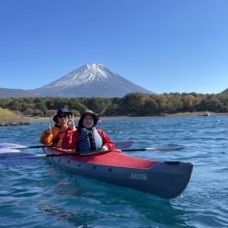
left=45, top=123, right=52, bottom=135
left=67, top=115, right=75, bottom=129
left=101, top=145, right=109, bottom=151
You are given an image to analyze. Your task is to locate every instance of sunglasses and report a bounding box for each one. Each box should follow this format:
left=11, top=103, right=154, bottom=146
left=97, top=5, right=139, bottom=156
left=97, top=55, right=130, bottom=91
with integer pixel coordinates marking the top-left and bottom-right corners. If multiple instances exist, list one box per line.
left=58, top=114, right=67, bottom=118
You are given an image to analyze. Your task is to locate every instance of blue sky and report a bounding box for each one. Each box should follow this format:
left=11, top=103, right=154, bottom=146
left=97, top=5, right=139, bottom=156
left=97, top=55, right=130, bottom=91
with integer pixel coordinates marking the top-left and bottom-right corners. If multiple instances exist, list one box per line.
left=1, top=0, right=228, bottom=94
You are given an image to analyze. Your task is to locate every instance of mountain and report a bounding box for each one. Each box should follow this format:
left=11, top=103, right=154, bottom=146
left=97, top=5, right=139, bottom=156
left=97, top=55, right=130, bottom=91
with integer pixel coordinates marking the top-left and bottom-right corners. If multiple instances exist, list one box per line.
left=30, top=64, right=154, bottom=97
left=221, top=88, right=228, bottom=94
left=0, top=88, right=36, bottom=98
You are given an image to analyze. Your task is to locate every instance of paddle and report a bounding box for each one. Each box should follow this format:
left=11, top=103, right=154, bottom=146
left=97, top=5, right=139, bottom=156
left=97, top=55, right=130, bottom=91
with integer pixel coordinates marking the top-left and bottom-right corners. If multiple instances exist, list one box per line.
left=43, top=146, right=185, bottom=157
left=0, top=147, right=184, bottom=165
left=1, top=146, right=185, bottom=159
left=122, top=147, right=185, bottom=152
left=0, top=140, right=134, bottom=150
left=0, top=146, right=185, bottom=165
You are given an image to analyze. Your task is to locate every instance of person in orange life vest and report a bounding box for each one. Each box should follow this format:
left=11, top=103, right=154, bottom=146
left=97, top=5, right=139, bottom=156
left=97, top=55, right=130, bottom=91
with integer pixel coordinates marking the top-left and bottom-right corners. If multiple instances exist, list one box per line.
left=62, top=110, right=115, bottom=152
left=40, top=108, right=76, bottom=148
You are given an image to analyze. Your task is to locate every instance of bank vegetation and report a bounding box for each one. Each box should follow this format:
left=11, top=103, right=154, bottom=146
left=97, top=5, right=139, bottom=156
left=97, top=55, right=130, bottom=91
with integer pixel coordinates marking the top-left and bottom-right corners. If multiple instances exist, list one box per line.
left=0, top=92, right=228, bottom=118
left=0, top=107, right=30, bottom=126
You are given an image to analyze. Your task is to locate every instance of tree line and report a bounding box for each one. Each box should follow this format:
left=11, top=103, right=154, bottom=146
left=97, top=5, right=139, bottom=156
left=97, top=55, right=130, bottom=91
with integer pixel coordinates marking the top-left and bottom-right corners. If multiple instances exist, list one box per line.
left=0, top=92, right=228, bottom=117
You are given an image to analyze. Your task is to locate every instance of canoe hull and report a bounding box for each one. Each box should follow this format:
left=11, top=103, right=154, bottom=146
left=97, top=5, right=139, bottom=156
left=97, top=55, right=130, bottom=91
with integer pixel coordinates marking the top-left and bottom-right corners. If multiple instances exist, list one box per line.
left=44, top=148, right=193, bottom=199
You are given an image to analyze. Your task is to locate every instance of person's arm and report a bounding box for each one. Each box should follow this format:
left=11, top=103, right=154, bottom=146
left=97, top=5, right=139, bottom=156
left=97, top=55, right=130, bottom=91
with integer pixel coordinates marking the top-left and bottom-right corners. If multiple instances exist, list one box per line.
left=98, top=129, right=116, bottom=151
left=40, top=125, right=54, bottom=145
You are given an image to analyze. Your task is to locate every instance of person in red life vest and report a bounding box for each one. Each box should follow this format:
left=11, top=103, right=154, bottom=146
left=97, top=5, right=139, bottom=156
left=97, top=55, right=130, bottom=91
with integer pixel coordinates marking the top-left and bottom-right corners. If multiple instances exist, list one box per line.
left=40, top=108, right=76, bottom=148
left=62, top=110, right=115, bottom=152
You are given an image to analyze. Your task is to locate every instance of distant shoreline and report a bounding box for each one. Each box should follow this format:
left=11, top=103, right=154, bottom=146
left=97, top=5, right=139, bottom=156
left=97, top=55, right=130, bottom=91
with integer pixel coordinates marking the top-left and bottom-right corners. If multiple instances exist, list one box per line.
left=27, top=111, right=228, bottom=122
left=1, top=111, right=227, bottom=126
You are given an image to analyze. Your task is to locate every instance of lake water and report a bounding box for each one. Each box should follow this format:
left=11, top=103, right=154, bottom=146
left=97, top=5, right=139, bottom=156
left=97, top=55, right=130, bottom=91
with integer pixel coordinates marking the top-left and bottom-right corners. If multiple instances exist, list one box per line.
left=0, top=116, right=228, bottom=227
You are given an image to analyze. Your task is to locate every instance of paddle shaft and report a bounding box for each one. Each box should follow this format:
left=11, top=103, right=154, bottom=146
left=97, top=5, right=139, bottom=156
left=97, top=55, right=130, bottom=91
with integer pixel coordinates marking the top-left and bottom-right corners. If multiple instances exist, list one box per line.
left=122, top=147, right=184, bottom=152
left=45, top=146, right=185, bottom=157
left=25, top=146, right=184, bottom=152
left=4, top=141, right=134, bottom=150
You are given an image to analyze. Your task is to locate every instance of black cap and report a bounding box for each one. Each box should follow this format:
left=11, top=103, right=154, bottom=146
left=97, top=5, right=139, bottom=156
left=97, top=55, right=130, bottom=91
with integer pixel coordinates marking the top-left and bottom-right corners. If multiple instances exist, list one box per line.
left=53, top=108, right=72, bottom=122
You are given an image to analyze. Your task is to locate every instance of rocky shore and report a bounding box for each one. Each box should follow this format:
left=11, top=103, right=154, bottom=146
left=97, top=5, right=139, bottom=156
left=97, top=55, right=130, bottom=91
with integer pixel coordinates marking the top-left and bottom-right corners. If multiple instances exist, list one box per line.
left=0, top=121, right=30, bottom=127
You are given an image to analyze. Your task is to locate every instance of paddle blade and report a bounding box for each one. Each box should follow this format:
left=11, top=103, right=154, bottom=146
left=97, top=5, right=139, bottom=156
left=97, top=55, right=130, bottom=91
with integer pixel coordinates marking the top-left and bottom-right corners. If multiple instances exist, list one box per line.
left=146, top=147, right=185, bottom=152
left=115, top=140, right=134, bottom=149
left=0, top=143, right=27, bottom=149
left=0, top=152, right=40, bottom=166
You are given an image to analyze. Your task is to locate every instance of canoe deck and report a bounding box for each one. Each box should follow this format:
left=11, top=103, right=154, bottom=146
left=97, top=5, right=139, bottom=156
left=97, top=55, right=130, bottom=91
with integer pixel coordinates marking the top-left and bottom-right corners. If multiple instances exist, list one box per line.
left=49, top=149, right=158, bottom=168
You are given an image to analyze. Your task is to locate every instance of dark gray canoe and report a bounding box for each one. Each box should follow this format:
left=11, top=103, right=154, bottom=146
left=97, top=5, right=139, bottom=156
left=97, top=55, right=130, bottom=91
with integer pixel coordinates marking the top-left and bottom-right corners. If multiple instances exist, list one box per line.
left=44, top=148, right=193, bottom=199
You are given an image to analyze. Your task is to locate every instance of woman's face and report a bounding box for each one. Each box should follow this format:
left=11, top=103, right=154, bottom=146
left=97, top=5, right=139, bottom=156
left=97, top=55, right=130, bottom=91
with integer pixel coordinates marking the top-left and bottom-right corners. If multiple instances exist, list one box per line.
left=57, top=114, right=67, bottom=124
left=82, top=114, right=94, bottom=129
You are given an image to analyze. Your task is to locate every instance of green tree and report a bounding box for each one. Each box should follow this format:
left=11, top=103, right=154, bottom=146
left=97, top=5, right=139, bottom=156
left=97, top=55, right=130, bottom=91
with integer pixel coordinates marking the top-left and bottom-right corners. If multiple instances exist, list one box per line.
left=142, top=99, right=159, bottom=115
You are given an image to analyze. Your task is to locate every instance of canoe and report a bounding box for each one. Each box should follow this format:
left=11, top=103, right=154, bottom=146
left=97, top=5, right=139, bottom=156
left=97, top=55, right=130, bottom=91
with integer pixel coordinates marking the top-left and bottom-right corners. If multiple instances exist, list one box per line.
left=43, top=147, right=193, bottom=199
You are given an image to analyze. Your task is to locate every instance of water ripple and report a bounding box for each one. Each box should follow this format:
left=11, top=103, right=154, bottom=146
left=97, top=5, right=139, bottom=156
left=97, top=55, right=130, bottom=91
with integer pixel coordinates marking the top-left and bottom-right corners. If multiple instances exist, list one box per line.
left=0, top=116, right=228, bottom=227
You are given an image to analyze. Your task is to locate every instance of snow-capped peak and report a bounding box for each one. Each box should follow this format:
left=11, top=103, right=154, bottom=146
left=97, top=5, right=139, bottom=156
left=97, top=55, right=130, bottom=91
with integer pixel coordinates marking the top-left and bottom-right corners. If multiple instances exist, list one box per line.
left=31, top=63, right=154, bottom=97
left=43, top=64, right=111, bottom=88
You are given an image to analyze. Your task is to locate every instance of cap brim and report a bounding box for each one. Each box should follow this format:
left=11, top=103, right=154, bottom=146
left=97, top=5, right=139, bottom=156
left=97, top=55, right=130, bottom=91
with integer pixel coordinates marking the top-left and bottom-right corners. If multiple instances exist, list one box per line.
left=65, top=112, right=72, bottom=115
